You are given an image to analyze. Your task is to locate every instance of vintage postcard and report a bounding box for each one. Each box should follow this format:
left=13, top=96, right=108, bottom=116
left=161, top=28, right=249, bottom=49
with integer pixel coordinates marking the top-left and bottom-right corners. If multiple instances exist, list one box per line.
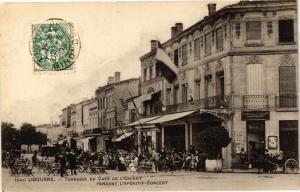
left=1, top=1, right=299, bottom=191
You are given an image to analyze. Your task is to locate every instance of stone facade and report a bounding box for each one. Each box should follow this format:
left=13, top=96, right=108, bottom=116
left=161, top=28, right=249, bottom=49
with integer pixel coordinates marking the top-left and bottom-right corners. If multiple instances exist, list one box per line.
left=139, top=0, right=298, bottom=168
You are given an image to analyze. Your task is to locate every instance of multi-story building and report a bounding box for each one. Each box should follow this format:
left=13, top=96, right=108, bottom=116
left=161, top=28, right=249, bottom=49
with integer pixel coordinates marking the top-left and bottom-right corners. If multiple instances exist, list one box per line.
left=36, top=123, right=63, bottom=144
left=95, top=72, right=140, bottom=150
left=131, top=0, right=298, bottom=169
left=60, top=105, right=71, bottom=137
left=59, top=72, right=140, bottom=152
left=70, top=104, right=76, bottom=137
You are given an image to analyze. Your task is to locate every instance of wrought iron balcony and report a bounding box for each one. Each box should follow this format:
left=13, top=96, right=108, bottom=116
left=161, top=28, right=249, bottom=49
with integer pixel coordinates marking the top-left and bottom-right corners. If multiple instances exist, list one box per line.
left=276, top=94, right=297, bottom=108
left=243, top=95, right=268, bottom=109
left=83, top=128, right=104, bottom=135
left=165, top=95, right=231, bottom=113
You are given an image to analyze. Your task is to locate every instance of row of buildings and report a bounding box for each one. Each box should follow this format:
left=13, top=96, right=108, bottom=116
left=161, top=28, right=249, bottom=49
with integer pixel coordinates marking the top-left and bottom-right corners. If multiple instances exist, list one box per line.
left=58, top=0, right=298, bottom=169
left=59, top=72, right=140, bottom=152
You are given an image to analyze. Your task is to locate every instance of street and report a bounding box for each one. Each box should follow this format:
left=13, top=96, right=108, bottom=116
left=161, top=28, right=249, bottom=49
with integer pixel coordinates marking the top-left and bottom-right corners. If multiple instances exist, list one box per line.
left=2, top=168, right=300, bottom=191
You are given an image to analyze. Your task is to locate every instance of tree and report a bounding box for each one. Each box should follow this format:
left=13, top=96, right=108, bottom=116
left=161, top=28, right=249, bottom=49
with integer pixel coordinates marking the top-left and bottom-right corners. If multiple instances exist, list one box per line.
left=20, top=123, right=36, bottom=145
left=1, top=122, right=20, bottom=150
left=36, top=131, right=47, bottom=145
left=198, top=126, right=231, bottom=159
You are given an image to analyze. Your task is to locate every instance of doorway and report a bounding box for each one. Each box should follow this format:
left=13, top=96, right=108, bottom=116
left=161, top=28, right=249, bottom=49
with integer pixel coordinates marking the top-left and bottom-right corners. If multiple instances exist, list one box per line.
left=279, top=120, right=298, bottom=160
left=164, top=125, right=185, bottom=152
left=247, top=121, right=265, bottom=167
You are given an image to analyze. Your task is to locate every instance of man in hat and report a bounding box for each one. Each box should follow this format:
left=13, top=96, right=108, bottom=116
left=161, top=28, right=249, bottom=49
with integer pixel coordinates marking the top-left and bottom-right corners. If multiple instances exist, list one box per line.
left=67, top=150, right=77, bottom=175
left=59, top=153, right=67, bottom=177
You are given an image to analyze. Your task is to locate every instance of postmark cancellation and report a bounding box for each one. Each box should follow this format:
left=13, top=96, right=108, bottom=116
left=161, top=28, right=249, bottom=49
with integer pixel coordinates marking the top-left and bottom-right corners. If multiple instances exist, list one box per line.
left=30, top=18, right=80, bottom=73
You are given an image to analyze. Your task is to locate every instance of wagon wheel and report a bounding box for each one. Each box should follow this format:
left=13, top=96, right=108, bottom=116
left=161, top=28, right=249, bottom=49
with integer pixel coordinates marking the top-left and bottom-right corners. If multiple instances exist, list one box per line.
left=284, top=158, right=299, bottom=173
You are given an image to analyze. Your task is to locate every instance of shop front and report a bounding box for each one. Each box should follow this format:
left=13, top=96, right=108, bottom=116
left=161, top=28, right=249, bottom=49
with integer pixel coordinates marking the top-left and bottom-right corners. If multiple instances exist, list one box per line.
left=164, top=124, right=185, bottom=152
left=241, top=111, right=269, bottom=168
left=279, top=120, right=298, bottom=160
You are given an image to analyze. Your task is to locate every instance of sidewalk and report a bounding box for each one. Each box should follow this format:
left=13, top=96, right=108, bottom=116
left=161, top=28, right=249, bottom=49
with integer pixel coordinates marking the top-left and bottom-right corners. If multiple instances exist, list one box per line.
left=222, top=168, right=258, bottom=173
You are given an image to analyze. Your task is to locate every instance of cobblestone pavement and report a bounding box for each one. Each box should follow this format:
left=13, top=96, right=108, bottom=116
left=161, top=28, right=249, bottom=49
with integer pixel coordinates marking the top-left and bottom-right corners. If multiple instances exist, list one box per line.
left=2, top=168, right=300, bottom=191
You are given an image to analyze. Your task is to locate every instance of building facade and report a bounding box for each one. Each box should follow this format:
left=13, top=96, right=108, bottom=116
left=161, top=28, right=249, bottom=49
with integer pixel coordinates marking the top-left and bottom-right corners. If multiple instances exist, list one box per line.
left=95, top=73, right=140, bottom=149
left=36, top=123, right=63, bottom=145
left=59, top=72, right=140, bottom=152
left=134, top=0, right=298, bottom=169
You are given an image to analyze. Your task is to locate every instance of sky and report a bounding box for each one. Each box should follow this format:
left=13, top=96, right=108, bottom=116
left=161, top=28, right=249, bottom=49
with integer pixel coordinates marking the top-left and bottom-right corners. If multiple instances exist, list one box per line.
left=0, top=1, right=238, bottom=127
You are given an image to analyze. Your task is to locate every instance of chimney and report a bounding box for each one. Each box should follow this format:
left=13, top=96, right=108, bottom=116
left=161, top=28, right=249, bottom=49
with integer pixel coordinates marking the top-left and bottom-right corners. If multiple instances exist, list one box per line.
left=150, top=40, right=158, bottom=51
left=115, top=72, right=121, bottom=83
left=175, top=23, right=183, bottom=34
left=171, top=26, right=177, bottom=38
left=107, top=76, right=114, bottom=85
left=208, top=3, right=216, bottom=16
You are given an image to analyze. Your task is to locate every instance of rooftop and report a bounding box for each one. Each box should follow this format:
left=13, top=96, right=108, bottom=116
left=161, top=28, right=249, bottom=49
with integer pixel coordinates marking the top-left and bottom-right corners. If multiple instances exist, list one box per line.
left=140, top=0, right=296, bottom=60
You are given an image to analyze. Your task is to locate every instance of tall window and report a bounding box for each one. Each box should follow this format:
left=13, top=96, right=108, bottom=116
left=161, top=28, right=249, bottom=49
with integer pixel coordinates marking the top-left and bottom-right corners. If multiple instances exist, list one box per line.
left=216, top=27, right=224, bottom=50
left=246, top=21, right=261, bottom=40
left=144, top=68, right=147, bottom=82
left=182, top=84, right=188, bottom=103
left=216, top=72, right=225, bottom=96
left=195, top=81, right=201, bottom=100
left=149, top=66, right=153, bottom=80
left=279, top=66, right=297, bottom=107
left=182, top=44, right=188, bottom=65
left=166, top=89, right=171, bottom=106
left=279, top=20, right=294, bottom=43
left=156, top=67, right=160, bottom=77
left=205, top=33, right=211, bottom=55
left=247, top=64, right=264, bottom=95
left=194, top=38, right=200, bottom=59
left=174, top=49, right=179, bottom=66
left=173, top=86, right=179, bottom=104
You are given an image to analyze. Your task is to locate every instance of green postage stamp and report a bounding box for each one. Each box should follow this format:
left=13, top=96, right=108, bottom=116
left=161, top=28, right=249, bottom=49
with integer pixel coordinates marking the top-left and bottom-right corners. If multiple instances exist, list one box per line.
left=30, top=18, right=80, bottom=72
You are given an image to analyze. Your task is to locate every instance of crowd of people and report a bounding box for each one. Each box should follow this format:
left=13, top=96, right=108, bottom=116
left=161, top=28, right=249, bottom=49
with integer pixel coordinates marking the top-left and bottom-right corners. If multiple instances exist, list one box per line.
left=3, top=146, right=209, bottom=177
left=3, top=146, right=293, bottom=177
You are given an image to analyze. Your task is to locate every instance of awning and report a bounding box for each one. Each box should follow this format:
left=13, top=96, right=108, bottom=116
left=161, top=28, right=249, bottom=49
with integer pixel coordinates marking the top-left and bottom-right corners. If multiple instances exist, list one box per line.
left=58, top=137, right=71, bottom=145
left=125, top=115, right=162, bottom=127
left=80, top=137, right=95, bottom=143
left=146, top=110, right=197, bottom=124
left=139, top=91, right=160, bottom=102
left=113, top=132, right=134, bottom=142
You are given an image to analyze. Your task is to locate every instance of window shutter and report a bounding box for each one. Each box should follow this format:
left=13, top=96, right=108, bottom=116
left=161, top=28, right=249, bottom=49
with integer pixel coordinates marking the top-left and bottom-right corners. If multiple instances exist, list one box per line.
left=216, top=27, right=223, bottom=50
left=205, top=33, right=211, bottom=55
left=182, top=44, right=188, bottom=65
left=194, top=38, right=200, bottom=59
left=279, top=66, right=296, bottom=94
left=279, top=66, right=296, bottom=107
left=246, top=21, right=261, bottom=40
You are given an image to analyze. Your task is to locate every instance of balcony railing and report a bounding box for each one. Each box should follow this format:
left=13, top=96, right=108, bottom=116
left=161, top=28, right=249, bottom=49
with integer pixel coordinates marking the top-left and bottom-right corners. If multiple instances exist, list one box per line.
left=243, top=95, right=268, bottom=109
left=82, top=128, right=114, bottom=135
left=276, top=94, right=297, bottom=108
left=165, top=95, right=231, bottom=113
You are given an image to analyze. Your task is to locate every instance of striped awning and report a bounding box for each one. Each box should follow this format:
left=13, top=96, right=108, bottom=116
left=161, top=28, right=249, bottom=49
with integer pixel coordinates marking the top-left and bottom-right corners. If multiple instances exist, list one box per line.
left=125, top=115, right=162, bottom=127
left=146, top=110, right=196, bottom=124
left=113, top=132, right=134, bottom=142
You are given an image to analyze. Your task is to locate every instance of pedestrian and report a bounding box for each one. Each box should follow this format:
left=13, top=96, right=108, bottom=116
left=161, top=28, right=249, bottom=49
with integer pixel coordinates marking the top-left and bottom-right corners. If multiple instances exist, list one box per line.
left=257, top=151, right=264, bottom=174
left=240, top=148, right=247, bottom=169
left=59, top=154, right=67, bottom=177
left=68, top=150, right=77, bottom=175
left=31, top=151, right=38, bottom=166
left=98, top=153, right=104, bottom=166
left=148, top=148, right=159, bottom=173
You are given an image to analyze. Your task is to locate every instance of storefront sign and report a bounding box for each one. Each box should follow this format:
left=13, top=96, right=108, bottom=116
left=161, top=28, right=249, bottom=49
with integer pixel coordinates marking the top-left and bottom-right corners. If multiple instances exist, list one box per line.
left=268, top=136, right=278, bottom=150
left=241, top=111, right=270, bottom=121
left=235, top=134, right=245, bottom=154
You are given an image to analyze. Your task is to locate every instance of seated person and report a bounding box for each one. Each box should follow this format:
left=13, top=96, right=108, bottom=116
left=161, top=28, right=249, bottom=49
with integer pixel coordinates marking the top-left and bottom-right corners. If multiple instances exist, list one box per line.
left=240, top=148, right=247, bottom=167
